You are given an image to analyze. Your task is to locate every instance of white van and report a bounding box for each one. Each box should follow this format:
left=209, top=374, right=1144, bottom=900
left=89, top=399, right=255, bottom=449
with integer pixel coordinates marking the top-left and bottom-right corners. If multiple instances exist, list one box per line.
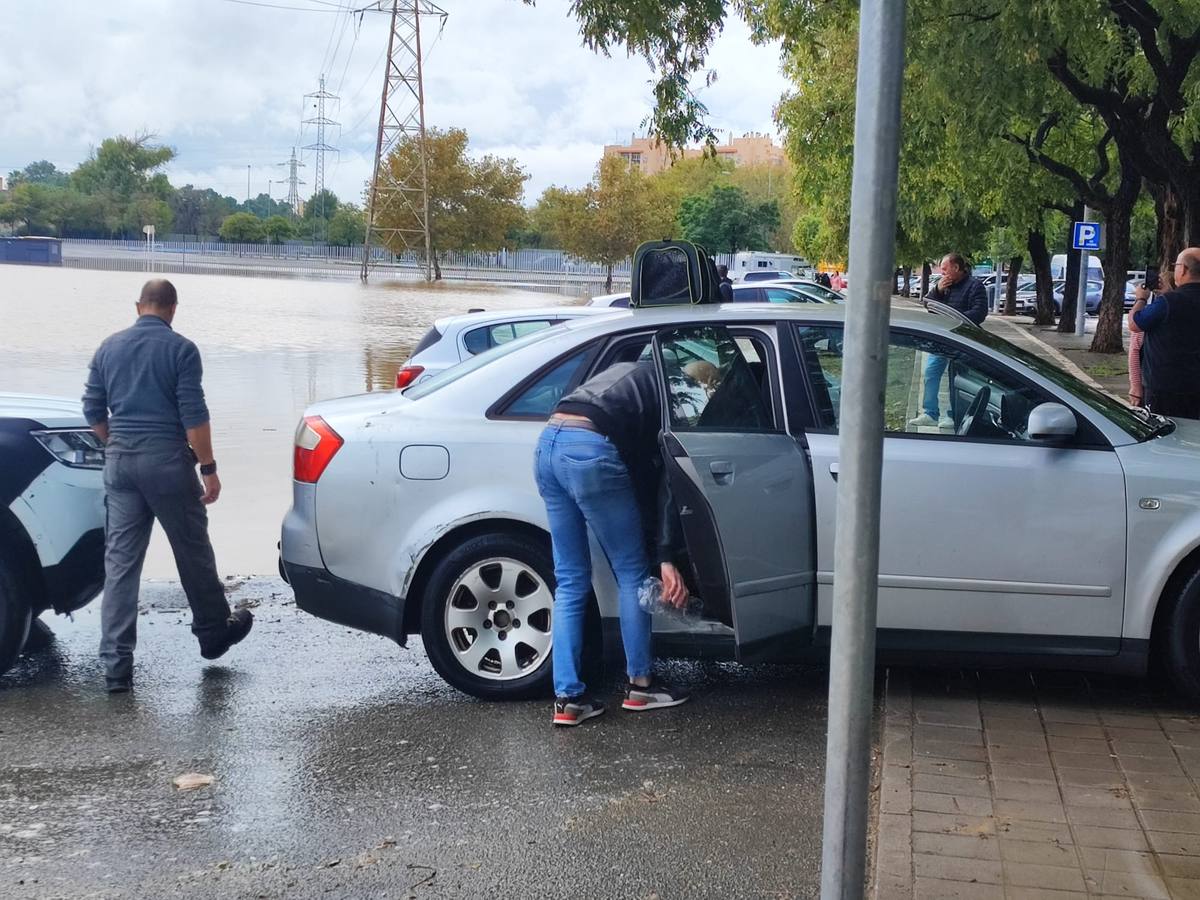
left=1051, top=254, right=1104, bottom=280
left=732, top=251, right=816, bottom=281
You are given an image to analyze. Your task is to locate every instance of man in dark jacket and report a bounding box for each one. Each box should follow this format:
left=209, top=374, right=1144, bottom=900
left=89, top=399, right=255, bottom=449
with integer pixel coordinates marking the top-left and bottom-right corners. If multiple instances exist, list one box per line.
left=83, top=280, right=253, bottom=693
left=535, top=361, right=690, bottom=726
left=1130, top=248, right=1200, bottom=417
left=910, top=253, right=988, bottom=429
left=716, top=264, right=734, bottom=303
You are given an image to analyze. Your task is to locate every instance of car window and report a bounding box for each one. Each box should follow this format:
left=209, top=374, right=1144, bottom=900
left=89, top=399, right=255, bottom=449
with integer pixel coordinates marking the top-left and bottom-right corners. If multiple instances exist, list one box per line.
left=463, top=320, right=555, bottom=356
left=501, top=351, right=589, bottom=417
left=797, top=325, right=1064, bottom=443
left=405, top=324, right=569, bottom=400
left=657, top=326, right=774, bottom=432
left=764, top=287, right=811, bottom=303
left=732, top=287, right=764, bottom=303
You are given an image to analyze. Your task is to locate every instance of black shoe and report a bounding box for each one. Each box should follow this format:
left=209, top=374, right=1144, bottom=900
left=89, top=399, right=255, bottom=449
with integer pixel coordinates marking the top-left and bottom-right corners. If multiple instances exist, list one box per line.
left=199, top=609, right=254, bottom=660
left=105, top=676, right=133, bottom=694
left=552, top=695, right=606, bottom=727
left=623, top=678, right=690, bottom=711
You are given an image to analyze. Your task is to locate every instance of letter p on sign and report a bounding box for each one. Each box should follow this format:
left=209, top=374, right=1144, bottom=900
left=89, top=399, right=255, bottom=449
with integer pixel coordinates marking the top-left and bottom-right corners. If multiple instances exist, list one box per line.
left=1072, top=222, right=1102, bottom=251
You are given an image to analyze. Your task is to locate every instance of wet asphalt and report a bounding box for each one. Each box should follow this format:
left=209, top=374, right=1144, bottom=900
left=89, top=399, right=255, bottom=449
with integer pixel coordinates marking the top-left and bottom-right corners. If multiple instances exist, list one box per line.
left=1, top=579, right=834, bottom=899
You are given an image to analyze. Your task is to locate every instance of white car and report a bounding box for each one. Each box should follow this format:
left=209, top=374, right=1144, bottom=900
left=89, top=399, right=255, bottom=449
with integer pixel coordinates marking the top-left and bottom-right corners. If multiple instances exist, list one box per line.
left=396, top=306, right=617, bottom=388
left=1, top=394, right=106, bottom=674
left=281, top=303, right=1200, bottom=702
left=587, top=283, right=842, bottom=309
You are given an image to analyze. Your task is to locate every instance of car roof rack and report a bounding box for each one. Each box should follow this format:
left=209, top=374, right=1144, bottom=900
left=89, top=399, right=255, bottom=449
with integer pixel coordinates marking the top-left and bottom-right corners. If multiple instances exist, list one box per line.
left=921, top=298, right=977, bottom=329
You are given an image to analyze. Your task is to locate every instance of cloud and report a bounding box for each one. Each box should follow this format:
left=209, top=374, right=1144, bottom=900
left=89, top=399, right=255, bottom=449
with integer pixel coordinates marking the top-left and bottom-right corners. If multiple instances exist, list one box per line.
left=1, top=0, right=790, bottom=205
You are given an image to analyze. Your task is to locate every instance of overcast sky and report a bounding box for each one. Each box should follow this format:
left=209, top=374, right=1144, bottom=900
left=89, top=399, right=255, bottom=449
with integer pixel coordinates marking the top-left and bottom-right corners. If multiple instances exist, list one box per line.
left=0, top=0, right=791, bottom=206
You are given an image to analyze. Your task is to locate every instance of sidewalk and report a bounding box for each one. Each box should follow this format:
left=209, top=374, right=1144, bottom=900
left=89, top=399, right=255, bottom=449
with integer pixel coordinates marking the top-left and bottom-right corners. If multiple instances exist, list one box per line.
left=982, top=313, right=1132, bottom=400
left=874, top=669, right=1200, bottom=899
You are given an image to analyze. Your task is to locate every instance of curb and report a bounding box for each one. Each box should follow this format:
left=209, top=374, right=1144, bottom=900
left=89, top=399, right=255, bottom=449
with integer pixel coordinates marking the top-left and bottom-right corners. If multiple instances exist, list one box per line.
left=872, top=668, right=914, bottom=899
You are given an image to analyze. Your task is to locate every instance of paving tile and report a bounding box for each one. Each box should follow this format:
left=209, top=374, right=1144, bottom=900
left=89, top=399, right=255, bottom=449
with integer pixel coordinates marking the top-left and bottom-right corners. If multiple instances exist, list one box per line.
left=983, top=717, right=1044, bottom=735
left=915, top=707, right=983, bottom=729
left=1003, top=889, right=1088, bottom=900
left=989, top=763, right=1057, bottom=785
left=1054, top=768, right=1125, bottom=789
left=1097, top=712, right=1157, bottom=728
left=914, top=723, right=984, bottom=746
left=1084, top=867, right=1170, bottom=898
left=913, top=773, right=992, bottom=799
left=912, top=757, right=989, bottom=779
left=912, top=810, right=996, bottom=837
left=1104, top=725, right=1168, bottom=743
left=996, top=819, right=1073, bottom=845
left=1059, top=785, right=1132, bottom=809
left=1166, top=877, right=1200, bottom=900
left=912, top=791, right=994, bottom=818
left=1168, top=732, right=1200, bottom=750
left=1078, top=846, right=1159, bottom=876
left=1158, top=854, right=1200, bottom=879
left=915, top=740, right=989, bottom=763
left=1039, top=707, right=1100, bottom=725
left=994, top=780, right=1056, bottom=803
left=1147, top=830, right=1200, bottom=855
left=998, top=837, right=1077, bottom=866
left=1128, top=787, right=1200, bottom=816
left=1112, top=739, right=1176, bottom=759
left=1044, top=722, right=1106, bottom=740
left=1002, top=862, right=1087, bottom=892
left=988, top=745, right=1052, bottom=767
left=1047, top=735, right=1110, bottom=755
left=993, top=799, right=1066, bottom=823
left=1064, top=805, right=1141, bottom=830
left=978, top=704, right=1039, bottom=722
left=1051, top=750, right=1118, bottom=770
left=911, top=877, right=1003, bottom=899
left=1115, top=754, right=1187, bottom=776
left=912, top=831, right=1000, bottom=861
left=912, top=852, right=1002, bottom=884
left=876, top=812, right=912, bottom=858
left=1140, top=809, right=1200, bottom=834
left=873, top=870, right=913, bottom=900
left=1073, top=825, right=1149, bottom=851
left=1122, top=772, right=1195, bottom=793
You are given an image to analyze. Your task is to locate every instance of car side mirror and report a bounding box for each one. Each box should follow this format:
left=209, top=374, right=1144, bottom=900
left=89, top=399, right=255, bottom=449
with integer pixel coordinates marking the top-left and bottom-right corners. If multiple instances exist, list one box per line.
left=1028, top=402, right=1077, bottom=443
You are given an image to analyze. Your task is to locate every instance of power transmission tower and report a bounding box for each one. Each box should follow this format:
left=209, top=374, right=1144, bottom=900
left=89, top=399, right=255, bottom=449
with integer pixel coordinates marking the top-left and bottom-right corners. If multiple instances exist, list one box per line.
left=360, top=1, right=447, bottom=282
left=277, top=147, right=306, bottom=218
left=303, top=74, right=340, bottom=234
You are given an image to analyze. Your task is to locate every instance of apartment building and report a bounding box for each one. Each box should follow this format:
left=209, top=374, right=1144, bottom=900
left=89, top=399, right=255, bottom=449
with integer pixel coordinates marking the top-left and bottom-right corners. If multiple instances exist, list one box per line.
left=602, top=132, right=786, bottom=176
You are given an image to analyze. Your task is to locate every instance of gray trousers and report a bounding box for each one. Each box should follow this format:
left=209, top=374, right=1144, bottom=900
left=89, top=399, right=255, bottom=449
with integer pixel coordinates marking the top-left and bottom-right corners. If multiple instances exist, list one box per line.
left=99, top=443, right=230, bottom=679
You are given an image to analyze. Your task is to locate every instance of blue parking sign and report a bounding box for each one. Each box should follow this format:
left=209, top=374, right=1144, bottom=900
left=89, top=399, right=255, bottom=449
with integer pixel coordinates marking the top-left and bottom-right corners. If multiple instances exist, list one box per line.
left=1072, top=221, right=1102, bottom=251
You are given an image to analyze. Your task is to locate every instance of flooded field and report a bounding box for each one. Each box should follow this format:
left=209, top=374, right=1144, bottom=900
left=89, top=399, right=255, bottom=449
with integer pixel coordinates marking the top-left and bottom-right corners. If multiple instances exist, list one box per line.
left=0, top=265, right=579, bottom=577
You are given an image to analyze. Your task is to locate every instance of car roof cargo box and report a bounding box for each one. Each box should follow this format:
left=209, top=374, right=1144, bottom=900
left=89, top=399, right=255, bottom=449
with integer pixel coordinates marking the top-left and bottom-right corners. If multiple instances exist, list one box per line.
left=630, top=240, right=721, bottom=308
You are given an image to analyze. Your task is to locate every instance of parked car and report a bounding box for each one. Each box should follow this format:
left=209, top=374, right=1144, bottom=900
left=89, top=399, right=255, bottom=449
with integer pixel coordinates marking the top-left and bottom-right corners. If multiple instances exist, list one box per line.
left=739, top=270, right=795, bottom=283
left=1, top=393, right=106, bottom=674
left=281, top=302, right=1200, bottom=703
left=587, top=284, right=841, bottom=311
left=773, top=279, right=847, bottom=302
left=1053, top=280, right=1103, bottom=315
left=397, top=306, right=618, bottom=387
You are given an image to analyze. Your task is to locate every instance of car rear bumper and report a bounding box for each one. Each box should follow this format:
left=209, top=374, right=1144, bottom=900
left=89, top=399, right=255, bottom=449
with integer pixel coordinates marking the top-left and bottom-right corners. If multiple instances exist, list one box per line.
left=283, top=559, right=407, bottom=647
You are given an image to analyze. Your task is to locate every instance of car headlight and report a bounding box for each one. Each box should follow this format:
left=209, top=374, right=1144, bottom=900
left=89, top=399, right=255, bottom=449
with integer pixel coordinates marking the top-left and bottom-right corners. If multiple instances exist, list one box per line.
left=31, top=428, right=106, bottom=469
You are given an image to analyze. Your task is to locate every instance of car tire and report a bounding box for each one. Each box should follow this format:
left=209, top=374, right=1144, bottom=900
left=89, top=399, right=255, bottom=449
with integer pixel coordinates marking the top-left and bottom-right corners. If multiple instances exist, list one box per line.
left=1161, top=566, right=1200, bottom=702
left=0, top=551, right=33, bottom=676
left=420, top=532, right=565, bottom=701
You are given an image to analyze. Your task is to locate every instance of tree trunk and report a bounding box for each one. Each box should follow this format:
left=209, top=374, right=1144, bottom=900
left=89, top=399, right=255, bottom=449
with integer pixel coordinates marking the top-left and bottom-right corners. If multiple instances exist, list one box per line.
left=1003, top=255, right=1021, bottom=317
left=1027, top=228, right=1056, bottom=327
left=605, top=263, right=613, bottom=293
left=1057, top=207, right=1083, bottom=333
left=432, top=249, right=442, bottom=281
left=920, top=261, right=931, bottom=299
left=1090, top=207, right=1133, bottom=354
left=1151, top=181, right=1183, bottom=287
left=901, top=265, right=912, bottom=298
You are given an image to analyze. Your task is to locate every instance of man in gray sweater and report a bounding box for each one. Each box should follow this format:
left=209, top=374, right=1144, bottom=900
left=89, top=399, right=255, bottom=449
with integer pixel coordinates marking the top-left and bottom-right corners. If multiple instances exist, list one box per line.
left=83, top=279, right=252, bottom=693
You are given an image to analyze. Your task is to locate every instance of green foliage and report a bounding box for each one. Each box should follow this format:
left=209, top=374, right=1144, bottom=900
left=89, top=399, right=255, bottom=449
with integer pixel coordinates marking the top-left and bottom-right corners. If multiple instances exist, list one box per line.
left=326, top=206, right=366, bottom=247
left=263, top=215, right=296, bottom=244
left=677, top=184, right=779, bottom=253
left=7, top=160, right=69, bottom=187
left=219, top=211, right=265, bottom=243
left=303, top=189, right=340, bottom=222
left=169, top=186, right=234, bottom=238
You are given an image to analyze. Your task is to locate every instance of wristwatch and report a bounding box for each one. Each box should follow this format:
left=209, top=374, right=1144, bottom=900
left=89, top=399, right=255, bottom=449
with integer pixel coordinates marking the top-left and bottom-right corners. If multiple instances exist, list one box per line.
left=199, top=461, right=218, bottom=476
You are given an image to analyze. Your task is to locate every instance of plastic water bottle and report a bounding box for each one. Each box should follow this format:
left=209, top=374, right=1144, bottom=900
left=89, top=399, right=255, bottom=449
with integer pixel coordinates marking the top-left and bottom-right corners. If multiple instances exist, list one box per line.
left=637, top=576, right=702, bottom=618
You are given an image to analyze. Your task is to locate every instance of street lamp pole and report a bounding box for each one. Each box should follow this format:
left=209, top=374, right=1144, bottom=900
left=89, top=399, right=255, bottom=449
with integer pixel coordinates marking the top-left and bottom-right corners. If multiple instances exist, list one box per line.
left=819, top=1, right=906, bottom=898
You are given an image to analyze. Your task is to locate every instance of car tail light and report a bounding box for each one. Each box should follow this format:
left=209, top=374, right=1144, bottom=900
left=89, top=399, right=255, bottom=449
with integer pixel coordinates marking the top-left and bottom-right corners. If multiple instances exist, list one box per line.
left=293, top=416, right=343, bottom=483
left=395, top=365, right=425, bottom=389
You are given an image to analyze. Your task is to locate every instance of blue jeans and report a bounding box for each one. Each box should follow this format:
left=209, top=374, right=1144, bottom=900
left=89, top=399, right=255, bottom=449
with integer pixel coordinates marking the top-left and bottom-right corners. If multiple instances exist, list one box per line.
left=921, top=354, right=950, bottom=419
left=534, top=422, right=653, bottom=698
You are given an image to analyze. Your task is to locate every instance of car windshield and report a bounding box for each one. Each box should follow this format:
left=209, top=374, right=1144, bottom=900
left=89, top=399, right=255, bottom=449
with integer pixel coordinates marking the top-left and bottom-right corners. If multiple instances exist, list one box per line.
left=960, top=325, right=1163, bottom=441
left=404, top=323, right=570, bottom=399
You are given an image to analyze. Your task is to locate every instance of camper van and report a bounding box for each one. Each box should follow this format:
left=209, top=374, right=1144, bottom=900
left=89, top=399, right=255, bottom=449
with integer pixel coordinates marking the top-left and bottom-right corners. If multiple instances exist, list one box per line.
left=731, top=251, right=816, bottom=281
left=1050, top=254, right=1104, bottom=281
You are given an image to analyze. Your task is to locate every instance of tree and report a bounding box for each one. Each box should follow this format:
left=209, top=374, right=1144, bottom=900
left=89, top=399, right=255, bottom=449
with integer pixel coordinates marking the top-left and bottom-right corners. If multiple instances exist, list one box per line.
left=540, top=154, right=674, bottom=291
left=170, top=186, right=234, bottom=238
left=376, top=128, right=527, bottom=278
left=326, top=205, right=366, bottom=246
left=303, top=189, right=340, bottom=222
left=677, top=184, right=779, bottom=253
left=219, top=212, right=265, bottom=243
left=263, top=215, right=296, bottom=244
left=7, top=160, right=69, bottom=187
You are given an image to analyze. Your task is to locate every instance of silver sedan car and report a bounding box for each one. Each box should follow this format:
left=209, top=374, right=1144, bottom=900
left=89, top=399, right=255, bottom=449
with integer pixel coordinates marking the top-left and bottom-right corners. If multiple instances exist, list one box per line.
left=281, top=304, right=1200, bottom=702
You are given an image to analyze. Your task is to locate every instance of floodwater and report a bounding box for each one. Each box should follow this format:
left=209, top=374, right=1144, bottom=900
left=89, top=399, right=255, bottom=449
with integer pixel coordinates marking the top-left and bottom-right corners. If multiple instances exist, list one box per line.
left=0, top=265, right=578, bottom=577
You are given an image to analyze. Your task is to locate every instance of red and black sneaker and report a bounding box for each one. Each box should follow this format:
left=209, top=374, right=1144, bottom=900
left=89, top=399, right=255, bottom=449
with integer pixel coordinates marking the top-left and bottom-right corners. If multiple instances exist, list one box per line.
left=552, top=695, right=606, bottom=727
left=622, top=679, right=690, bottom=711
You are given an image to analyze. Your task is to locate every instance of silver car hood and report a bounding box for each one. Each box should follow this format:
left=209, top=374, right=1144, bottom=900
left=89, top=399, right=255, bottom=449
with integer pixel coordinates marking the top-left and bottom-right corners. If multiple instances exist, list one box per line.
left=1117, top=416, right=1200, bottom=479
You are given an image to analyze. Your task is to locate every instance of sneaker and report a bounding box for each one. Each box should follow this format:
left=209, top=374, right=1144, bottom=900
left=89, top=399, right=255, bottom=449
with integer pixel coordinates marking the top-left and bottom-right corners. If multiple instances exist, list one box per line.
left=553, top=696, right=606, bottom=727
left=623, top=679, right=690, bottom=711
left=199, top=609, right=254, bottom=661
left=938, top=415, right=955, bottom=430
left=908, top=413, right=937, bottom=428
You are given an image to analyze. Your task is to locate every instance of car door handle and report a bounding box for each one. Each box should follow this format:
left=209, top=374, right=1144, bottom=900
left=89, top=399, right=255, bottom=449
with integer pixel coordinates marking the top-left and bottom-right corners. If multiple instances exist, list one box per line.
left=829, top=462, right=839, bottom=481
left=709, top=460, right=734, bottom=485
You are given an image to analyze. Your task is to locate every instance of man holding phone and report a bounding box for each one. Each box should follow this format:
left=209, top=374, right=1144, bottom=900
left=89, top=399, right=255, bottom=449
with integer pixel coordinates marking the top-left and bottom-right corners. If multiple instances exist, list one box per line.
left=1130, top=248, right=1200, bottom=418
